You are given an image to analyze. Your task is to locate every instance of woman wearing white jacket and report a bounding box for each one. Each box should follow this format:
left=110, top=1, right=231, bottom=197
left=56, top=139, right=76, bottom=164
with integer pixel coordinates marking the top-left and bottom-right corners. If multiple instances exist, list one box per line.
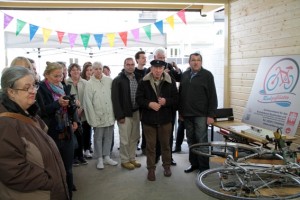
left=83, top=62, right=117, bottom=169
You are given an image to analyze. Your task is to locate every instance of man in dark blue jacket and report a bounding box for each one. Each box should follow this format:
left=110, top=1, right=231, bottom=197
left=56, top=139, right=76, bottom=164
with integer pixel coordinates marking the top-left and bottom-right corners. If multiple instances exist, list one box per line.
left=136, top=60, right=178, bottom=181
left=179, top=53, right=218, bottom=173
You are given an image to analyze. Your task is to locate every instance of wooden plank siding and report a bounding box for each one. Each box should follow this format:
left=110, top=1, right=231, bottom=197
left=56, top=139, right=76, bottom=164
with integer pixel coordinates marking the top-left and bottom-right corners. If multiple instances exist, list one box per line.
left=228, top=0, right=300, bottom=145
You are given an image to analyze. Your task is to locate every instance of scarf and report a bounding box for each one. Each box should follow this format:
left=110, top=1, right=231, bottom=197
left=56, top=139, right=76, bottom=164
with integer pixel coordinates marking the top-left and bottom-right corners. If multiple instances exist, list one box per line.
left=45, top=79, right=65, bottom=101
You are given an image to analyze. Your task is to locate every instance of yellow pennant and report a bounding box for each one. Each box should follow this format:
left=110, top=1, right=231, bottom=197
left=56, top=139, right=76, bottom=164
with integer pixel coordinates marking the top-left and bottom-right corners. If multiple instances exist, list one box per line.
left=43, top=28, right=52, bottom=44
left=166, top=16, right=175, bottom=30
left=106, top=33, right=116, bottom=47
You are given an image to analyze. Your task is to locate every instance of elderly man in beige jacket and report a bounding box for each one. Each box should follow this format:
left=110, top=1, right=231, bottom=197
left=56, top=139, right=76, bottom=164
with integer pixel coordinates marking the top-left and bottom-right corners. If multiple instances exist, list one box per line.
left=83, top=61, right=117, bottom=169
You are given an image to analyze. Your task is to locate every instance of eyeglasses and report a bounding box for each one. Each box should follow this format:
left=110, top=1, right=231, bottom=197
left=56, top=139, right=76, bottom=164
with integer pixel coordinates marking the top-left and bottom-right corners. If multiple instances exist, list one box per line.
left=12, top=84, right=39, bottom=92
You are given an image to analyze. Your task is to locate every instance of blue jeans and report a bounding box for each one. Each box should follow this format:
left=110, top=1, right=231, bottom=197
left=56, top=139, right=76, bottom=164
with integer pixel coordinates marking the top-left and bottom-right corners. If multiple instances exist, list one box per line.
left=184, top=116, right=209, bottom=171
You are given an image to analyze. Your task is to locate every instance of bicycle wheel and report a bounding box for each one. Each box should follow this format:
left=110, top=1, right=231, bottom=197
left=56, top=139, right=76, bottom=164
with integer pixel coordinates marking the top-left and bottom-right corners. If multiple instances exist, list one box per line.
left=190, top=142, right=259, bottom=160
left=197, top=167, right=300, bottom=200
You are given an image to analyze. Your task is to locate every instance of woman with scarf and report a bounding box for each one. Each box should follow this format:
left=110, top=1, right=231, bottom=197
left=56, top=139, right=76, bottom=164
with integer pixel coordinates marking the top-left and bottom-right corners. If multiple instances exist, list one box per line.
left=38, top=62, right=79, bottom=199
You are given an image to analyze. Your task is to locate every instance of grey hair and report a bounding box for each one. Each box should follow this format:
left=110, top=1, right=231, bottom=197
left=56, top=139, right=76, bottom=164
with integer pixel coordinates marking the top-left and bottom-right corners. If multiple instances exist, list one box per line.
left=153, top=48, right=166, bottom=56
left=92, top=61, right=103, bottom=69
left=1, top=66, right=34, bottom=94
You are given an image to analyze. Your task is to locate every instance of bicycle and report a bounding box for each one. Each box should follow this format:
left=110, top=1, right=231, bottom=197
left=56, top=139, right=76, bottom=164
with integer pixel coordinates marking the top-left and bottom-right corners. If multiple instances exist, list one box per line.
left=190, top=132, right=300, bottom=200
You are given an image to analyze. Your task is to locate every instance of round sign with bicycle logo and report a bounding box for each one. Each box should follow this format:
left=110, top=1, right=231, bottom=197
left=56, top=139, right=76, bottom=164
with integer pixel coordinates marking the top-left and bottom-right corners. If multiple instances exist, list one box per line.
left=263, top=58, right=299, bottom=95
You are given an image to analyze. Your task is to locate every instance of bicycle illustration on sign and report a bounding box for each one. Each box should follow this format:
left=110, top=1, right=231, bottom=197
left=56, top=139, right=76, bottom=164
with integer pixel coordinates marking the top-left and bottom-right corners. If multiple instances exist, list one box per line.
left=263, top=58, right=299, bottom=94
left=266, top=66, right=294, bottom=91
left=259, top=58, right=299, bottom=107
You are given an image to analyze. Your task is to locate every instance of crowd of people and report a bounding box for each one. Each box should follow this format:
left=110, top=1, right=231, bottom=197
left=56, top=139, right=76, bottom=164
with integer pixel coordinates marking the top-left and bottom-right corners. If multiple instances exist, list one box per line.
left=0, top=48, right=218, bottom=199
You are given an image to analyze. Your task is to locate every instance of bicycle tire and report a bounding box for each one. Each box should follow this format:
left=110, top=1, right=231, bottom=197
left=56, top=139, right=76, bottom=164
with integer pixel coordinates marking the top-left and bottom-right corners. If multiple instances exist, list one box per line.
left=190, top=142, right=260, bottom=160
left=197, top=167, right=300, bottom=200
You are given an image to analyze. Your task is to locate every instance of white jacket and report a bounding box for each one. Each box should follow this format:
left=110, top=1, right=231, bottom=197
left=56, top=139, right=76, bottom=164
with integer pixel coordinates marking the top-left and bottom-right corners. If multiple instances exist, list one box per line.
left=83, top=75, right=115, bottom=127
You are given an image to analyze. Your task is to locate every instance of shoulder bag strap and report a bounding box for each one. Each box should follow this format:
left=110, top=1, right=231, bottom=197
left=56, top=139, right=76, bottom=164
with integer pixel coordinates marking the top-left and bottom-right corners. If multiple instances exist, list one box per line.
left=0, top=112, right=41, bottom=130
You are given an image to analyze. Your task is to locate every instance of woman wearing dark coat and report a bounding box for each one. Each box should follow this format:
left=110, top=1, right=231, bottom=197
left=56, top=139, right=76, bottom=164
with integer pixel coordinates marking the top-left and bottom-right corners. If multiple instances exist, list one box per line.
left=38, top=62, right=79, bottom=199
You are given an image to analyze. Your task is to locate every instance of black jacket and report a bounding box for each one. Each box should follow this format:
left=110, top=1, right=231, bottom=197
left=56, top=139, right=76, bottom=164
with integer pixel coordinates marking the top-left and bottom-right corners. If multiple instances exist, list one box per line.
left=136, top=72, right=178, bottom=126
left=179, top=67, right=218, bottom=118
left=37, top=81, right=79, bottom=140
left=112, top=70, right=142, bottom=120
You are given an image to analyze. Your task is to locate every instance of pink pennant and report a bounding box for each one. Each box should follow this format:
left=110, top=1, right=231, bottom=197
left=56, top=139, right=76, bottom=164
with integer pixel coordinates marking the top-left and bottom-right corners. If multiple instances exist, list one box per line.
left=177, top=9, right=187, bottom=24
left=131, top=28, right=140, bottom=42
left=68, top=33, right=78, bottom=48
left=4, top=13, right=14, bottom=29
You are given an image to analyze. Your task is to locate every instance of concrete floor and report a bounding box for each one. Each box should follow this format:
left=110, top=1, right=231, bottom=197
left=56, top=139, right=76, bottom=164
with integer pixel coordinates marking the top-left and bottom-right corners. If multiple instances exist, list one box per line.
left=72, top=148, right=217, bottom=200
left=72, top=125, right=220, bottom=200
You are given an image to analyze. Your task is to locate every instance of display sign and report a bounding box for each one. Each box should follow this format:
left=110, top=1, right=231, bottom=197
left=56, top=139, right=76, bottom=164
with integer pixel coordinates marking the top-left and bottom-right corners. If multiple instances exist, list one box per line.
left=242, top=55, right=300, bottom=136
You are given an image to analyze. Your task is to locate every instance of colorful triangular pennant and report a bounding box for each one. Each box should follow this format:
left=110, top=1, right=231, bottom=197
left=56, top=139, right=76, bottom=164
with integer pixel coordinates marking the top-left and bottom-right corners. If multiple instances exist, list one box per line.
left=4, top=13, right=13, bottom=29
left=57, top=31, right=65, bottom=44
left=177, top=9, right=187, bottom=24
left=29, top=24, right=39, bottom=41
left=143, top=25, right=152, bottom=40
left=154, top=20, right=164, bottom=35
left=43, top=28, right=52, bottom=44
left=131, top=28, right=140, bottom=42
left=16, top=19, right=26, bottom=36
left=166, top=16, right=175, bottom=30
left=119, top=31, right=128, bottom=46
left=93, top=34, right=103, bottom=49
left=81, top=33, right=90, bottom=49
left=68, top=33, right=78, bottom=48
left=106, top=33, right=116, bottom=47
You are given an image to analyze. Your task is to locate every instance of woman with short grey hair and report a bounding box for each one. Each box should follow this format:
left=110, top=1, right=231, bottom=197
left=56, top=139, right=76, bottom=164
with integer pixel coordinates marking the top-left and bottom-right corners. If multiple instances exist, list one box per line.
left=0, top=66, right=69, bottom=200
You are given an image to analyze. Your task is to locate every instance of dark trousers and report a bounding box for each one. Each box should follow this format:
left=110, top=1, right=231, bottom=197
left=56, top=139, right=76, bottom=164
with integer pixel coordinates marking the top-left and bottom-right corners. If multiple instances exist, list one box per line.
left=56, top=137, right=74, bottom=199
left=184, top=116, right=210, bottom=171
left=175, top=120, right=185, bottom=147
left=144, top=123, right=172, bottom=169
left=74, top=128, right=84, bottom=159
left=156, top=112, right=176, bottom=160
left=141, top=123, right=146, bottom=150
left=82, top=121, right=92, bottom=151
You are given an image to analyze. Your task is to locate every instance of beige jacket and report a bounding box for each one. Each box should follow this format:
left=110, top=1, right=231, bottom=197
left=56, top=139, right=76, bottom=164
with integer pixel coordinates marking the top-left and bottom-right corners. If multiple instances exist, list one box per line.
left=83, top=75, right=115, bottom=127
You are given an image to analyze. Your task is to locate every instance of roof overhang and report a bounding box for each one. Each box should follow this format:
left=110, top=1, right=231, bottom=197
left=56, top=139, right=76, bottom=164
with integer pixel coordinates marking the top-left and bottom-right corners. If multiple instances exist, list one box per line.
left=0, top=0, right=225, bottom=13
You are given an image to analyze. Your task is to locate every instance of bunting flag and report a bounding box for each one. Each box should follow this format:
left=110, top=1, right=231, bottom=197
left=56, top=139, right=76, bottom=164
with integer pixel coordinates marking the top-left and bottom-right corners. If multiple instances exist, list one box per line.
left=106, top=33, right=116, bottom=47
left=118, top=31, right=128, bottom=46
left=131, top=28, right=140, bottom=42
left=16, top=19, right=26, bottom=36
left=177, top=9, right=187, bottom=24
left=93, top=34, right=103, bottom=49
left=43, top=28, right=52, bottom=44
left=68, top=33, right=78, bottom=48
left=3, top=9, right=188, bottom=48
left=80, top=33, right=90, bottom=49
left=154, top=20, right=164, bottom=35
left=4, top=13, right=13, bottom=29
left=29, top=24, right=39, bottom=41
left=57, top=31, right=65, bottom=44
left=166, top=16, right=175, bottom=30
left=143, top=25, right=152, bottom=40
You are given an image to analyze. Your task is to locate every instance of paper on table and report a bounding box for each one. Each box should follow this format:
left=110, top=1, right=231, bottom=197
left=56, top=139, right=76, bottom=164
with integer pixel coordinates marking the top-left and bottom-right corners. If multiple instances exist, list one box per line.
left=229, top=125, right=251, bottom=133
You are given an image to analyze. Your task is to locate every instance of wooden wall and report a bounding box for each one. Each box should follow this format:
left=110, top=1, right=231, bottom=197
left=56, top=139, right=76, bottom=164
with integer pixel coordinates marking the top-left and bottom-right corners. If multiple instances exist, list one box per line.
left=228, top=0, right=300, bottom=144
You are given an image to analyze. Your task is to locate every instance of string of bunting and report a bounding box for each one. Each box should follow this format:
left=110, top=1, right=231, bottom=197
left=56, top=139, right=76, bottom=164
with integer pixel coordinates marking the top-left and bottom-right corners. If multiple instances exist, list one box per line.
left=2, top=10, right=187, bottom=49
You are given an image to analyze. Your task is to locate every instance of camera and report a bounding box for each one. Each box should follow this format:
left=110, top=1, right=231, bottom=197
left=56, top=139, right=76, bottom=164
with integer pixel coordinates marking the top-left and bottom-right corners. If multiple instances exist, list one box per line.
left=63, top=94, right=78, bottom=116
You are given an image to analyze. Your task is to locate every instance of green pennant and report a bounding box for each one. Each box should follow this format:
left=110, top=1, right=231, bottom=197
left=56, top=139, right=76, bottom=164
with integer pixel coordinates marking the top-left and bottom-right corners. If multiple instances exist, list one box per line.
left=80, top=33, right=90, bottom=49
left=16, top=19, right=26, bottom=36
left=143, top=25, right=152, bottom=40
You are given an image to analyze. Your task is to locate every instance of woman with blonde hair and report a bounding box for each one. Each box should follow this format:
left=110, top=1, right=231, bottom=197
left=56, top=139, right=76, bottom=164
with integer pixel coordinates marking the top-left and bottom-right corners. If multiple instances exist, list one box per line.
left=38, top=62, right=79, bottom=199
left=10, top=56, right=33, bottom=71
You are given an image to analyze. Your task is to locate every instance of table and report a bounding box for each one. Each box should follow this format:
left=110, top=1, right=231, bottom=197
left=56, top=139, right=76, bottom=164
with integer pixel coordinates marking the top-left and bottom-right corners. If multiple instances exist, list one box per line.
left=211, top=120, right=296, bottom=144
